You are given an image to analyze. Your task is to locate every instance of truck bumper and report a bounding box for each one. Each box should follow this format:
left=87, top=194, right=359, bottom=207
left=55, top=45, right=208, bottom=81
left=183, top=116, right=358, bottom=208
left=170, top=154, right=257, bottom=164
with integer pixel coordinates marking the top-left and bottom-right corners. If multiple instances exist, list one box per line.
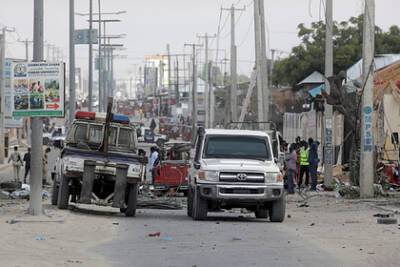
left=196, top=184, right=284, bottom=202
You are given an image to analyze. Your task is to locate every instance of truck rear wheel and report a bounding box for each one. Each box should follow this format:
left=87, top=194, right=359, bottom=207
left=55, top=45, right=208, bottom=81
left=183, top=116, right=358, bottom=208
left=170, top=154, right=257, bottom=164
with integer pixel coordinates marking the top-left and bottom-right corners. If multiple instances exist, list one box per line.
left=51, top=179, right=59, bottom=206
left=57, top=174, right=70, bottom=209
left=255, top=207, right=269, bottom=219
left=192, top=188, right=208, bottom=220
left=125, top=183, right=138, bottom=217
left=187, top=187, right=193, bottom=217
left=269, top=195, right=286, bottom=222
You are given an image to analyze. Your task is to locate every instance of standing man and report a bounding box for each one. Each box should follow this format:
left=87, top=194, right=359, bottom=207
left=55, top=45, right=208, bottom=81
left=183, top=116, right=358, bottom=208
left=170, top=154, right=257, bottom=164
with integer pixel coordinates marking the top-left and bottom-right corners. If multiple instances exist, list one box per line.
left=285, top=143, right=297, bottom=194
left=299, top=141, right=310, bottom=189
left=308, top=138, right=320, bottom=191
left=8, top=146, right=23, bottom=182
left=23, top=147, right=31, bottom=184
left=149, top=146, right=159, bottom=184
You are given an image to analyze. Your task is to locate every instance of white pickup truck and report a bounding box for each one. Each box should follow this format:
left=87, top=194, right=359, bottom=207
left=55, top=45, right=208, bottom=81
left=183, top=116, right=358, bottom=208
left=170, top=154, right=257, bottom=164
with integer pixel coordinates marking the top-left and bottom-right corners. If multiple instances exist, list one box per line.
left=187, top=128, right=286, bottom=221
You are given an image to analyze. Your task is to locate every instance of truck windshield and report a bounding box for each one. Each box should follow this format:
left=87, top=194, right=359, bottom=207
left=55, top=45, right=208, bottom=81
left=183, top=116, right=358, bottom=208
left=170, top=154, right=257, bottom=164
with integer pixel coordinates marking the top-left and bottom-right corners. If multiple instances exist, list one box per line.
left=203, top=135, right=272, bottom=161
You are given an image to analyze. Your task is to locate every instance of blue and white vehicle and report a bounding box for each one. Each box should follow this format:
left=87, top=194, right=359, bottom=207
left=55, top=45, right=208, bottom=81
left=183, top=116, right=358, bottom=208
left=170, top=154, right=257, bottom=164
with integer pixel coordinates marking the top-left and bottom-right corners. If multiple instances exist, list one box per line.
left=52, top=111, right=146, bottom=217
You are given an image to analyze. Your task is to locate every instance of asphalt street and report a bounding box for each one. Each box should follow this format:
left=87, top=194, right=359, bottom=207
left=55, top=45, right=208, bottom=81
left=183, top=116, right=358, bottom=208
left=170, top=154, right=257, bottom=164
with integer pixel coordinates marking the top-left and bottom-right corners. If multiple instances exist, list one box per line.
left=94, top=209, right=344, bottom=267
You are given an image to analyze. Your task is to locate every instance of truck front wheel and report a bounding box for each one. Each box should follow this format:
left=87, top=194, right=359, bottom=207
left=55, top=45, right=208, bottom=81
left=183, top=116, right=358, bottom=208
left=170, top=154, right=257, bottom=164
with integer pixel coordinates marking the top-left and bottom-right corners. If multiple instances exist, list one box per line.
left=255, top=207, right=269, bottom=219
left=192, top=188, right=208, bottom=220
left=51, top=178, right=59, bottom=206
left=57, top=174, right=70, bottom=209
left=125, top=183, right=138, bottom=217
left=269, top=195, right=286, bottom=222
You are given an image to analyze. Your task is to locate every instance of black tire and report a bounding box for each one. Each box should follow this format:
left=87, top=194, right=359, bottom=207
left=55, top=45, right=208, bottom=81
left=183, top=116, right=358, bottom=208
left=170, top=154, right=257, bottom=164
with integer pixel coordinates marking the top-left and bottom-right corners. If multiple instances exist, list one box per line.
left=57, top=174, right=70, bottom=209
left=269, top=195, right=286, bottom=222
left=51, top=179, right=59, bottom=206
left=255, top=207, right=269, bottom=219
left=125, top=183, right=138, bottom=217
left=192, top=187, right=208, bottom=220
left=187, top=187, right=193, bottom=217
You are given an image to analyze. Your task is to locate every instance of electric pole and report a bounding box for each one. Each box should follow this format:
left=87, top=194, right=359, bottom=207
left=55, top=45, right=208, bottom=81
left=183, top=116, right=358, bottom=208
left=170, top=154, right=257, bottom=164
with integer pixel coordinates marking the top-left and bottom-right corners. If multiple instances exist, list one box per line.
left=30, top=0, right=44, bottom=216
left=0, top=29, right=6, bottom=164
left=184, top=43, right=202, bottom=140
left=360, top=0, right=375, bottom=198
left=88, top=0, right=93, bottom=111
left=253, top=0, right=264, bottom=127
left=167, top=44, right=172, bottom=95
left=324, top=0, right=334, bottom=188
left=222, top=5, right=245, bottom=123
left=259, top=0, right=269, bottom=124
left=98, top=0, right=102, bottom=112
left=69, top=0, right=76, bottom=125
left=197, top=33, right=216, bottom=128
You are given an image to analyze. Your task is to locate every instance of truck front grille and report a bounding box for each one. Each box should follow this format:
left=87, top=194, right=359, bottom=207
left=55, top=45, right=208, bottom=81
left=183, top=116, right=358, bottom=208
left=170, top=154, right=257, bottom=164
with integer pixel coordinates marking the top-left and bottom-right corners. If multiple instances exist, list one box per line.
left=219, top=172, right=265, bottom=183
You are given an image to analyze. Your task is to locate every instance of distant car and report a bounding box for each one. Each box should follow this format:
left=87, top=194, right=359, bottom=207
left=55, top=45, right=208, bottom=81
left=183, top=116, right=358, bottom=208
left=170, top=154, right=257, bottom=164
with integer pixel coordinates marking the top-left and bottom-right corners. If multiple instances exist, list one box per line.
left=139, top=127, right=168, bottom=144
left=50, top=127, right=66, bottom=148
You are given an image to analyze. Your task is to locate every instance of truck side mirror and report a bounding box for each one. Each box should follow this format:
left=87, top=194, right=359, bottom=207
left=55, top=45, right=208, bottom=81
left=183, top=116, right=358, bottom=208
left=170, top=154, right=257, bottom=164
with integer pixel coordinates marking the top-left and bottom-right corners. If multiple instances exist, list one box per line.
left=193, top=162, right=201, bottom=170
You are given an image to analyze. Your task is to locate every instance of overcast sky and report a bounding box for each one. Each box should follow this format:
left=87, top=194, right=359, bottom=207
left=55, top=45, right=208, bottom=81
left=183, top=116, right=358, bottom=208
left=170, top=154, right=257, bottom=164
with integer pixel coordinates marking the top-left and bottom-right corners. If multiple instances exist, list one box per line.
left=1, top=0, right=399, bottom=79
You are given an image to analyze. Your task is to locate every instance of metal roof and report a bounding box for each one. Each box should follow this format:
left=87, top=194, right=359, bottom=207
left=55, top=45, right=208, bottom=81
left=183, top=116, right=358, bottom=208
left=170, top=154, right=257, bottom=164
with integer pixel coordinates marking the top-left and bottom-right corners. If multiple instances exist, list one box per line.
left=297, top=71, right=325, bottom=85
left=346, top=54, right=400, bottom=81
left=205, top=129, right=269, bottom=138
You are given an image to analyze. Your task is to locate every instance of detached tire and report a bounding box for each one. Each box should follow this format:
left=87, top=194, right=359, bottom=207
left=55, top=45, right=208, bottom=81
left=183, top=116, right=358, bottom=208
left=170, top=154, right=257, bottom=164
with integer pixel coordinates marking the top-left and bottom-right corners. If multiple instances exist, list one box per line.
left=187, top=187, right=193, bottom=217
left=269, top=195, right=286, bottom=222
left=57, top=174, right=70, bottom=209
left=125, top=183, right=138, bottom=217
left=192, top=187, right=208, bottom=220
left=51, top=179, right=59, bottom=206
left=255, top=207, right=269, bottom=219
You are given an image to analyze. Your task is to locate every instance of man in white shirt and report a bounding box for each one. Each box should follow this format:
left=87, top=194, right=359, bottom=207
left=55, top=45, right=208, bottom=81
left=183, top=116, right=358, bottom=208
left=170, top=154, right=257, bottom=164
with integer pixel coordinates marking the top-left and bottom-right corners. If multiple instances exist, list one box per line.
left=149, top=146, right=159, bottom=184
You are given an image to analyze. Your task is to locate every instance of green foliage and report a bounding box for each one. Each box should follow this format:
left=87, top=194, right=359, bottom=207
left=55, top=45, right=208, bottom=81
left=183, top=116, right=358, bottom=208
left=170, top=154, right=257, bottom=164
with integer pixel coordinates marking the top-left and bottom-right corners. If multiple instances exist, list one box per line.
left=272, top=15, right=400, bottom=87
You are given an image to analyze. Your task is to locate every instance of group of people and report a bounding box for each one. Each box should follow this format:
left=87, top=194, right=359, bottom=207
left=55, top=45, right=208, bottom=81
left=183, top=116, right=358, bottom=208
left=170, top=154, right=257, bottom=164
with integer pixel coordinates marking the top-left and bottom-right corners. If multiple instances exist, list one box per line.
left=285, top=137, right=320, bottom=194
left=8, top=146, right=51, bottom=185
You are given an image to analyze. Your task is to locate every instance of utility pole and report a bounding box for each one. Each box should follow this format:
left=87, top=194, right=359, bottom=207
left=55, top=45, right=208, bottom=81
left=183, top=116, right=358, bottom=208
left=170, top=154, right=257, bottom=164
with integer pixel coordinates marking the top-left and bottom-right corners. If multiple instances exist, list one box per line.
left=98, top=0, right=102, bottom=112
left=184, top=43, right=202, bottom=140
left=360, top=0, right=375, bottom=198
left=253, top=0, right=264, bottom=127
left=167, top=44, right=172, bottom=94
left=259, top=0, right=269, bottom=124
left=269, top=49, right=275, bottom=88
left=197, top=33, right=216, bottom=128
left=30, top=0, right=44, bottom=216
left=88, top=0, right=93, bottom=111
left=324, top=0, right=334, bottom=188
left=175, top=58, right=179, bottom=103
left=222, top=5, right=245, bottom=123
left=69, top=0, right=76, bottom=125
left=0, top=29, right=6, bottom=164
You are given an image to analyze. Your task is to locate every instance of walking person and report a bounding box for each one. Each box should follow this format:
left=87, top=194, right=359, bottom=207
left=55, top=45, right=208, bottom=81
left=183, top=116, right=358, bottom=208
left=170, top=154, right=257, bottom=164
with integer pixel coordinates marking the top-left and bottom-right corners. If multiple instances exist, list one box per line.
left=149, top=146, right=159, bottom=184
left=23, top=147, right=31, bottom=184
left=285, top=143, right=297, bottom=194
left=8, top=146, right=23, bottom=182
left=308, top=139, right=320, bottom=191
left=299, top=141, right=310, bottom=189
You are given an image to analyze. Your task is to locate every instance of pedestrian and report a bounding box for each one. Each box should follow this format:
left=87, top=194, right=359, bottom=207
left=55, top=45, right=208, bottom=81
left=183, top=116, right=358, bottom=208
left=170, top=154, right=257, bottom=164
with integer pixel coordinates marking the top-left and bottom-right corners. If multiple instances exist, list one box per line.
left=285, top=143, right=297, bottom=194
left=23, top=147, right=31, bottom=184
left=149, top=146, right=159, bottom=184
left=299, top=141, right=310, bottom=189
left=42, top=147, right=51, bottom=186
left=308, top=138, right=320, bottom=191
left=8, top=146, right=23, bottom=182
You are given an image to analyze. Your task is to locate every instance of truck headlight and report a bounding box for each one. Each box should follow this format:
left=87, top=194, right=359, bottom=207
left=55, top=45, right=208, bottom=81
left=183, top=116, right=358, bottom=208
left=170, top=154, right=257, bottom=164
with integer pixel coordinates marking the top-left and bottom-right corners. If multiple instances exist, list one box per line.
left=265, top=172, right=283, bottom=183
left=197, top=170, right=219, bottom=181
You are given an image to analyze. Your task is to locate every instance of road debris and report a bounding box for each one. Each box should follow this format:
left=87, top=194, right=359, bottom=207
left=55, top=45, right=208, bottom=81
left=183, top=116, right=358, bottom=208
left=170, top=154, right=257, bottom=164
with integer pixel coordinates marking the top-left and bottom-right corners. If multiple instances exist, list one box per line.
left=377, top=217, right=398, bottom=225
left=35, top=234, right=46, bottom=241
left=231, top=237, right=242, bottom=241
left=148, top=232, right=161, bottom=237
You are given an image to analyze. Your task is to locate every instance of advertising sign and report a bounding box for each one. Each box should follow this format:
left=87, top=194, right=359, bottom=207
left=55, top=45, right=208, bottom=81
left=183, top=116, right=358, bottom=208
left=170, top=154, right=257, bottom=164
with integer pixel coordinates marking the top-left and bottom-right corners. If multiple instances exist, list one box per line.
left=74, top=29, right=98, bottom=45
left=11, top=62, right=65, bottom=117
left=4, top=58, right=23, bottom=128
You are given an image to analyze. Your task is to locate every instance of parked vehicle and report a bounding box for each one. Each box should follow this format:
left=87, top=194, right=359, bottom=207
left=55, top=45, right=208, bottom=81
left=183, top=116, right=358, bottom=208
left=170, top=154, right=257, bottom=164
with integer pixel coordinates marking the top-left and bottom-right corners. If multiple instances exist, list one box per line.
left=139, top=126, right=168, bottom=145
left=153, top=141, right=191, bottom=193
left=187, top=128, right=286, bottom=221
left=52, top=111, right=147, bottom=217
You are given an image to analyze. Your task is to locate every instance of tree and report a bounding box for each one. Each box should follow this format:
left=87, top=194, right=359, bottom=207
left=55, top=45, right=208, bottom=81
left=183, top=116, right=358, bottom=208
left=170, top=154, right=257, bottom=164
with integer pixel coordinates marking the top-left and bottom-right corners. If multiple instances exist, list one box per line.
left=272, top=15, right=400, bottom=87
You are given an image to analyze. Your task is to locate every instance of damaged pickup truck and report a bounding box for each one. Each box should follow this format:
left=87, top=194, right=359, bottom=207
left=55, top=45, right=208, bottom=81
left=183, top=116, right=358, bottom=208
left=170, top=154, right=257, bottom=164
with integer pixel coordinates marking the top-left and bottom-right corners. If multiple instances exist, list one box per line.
left=52, top=108, right=146, bottom=217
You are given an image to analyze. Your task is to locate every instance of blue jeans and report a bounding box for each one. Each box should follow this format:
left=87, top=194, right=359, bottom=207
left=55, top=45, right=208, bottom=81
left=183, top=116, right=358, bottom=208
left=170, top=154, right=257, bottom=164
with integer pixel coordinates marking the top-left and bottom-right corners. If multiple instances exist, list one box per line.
left=310, top=163, right=318, bottom=190
left=287, top=169, right=296, bottom=194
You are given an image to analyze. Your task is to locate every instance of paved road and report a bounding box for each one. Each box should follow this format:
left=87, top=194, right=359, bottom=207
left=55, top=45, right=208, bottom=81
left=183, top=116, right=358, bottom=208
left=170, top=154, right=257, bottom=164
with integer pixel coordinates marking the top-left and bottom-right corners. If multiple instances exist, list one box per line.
left=94, top=209, right=344, bottom=267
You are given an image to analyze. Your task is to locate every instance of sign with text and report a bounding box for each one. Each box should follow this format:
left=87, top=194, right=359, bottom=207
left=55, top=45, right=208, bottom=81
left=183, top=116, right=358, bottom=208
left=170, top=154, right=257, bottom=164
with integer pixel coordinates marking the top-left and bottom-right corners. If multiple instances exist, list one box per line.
left=74, top=29, right=98, bottom=45
left=4, top=58, right=23, bottom=127
left=11, top=62, right=65, bottom=117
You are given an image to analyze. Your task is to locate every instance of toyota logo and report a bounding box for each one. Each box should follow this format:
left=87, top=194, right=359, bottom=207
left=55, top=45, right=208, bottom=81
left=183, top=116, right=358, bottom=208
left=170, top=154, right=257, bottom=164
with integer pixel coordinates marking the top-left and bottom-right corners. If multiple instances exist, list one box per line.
left=237, top=173, right=247, bottom=181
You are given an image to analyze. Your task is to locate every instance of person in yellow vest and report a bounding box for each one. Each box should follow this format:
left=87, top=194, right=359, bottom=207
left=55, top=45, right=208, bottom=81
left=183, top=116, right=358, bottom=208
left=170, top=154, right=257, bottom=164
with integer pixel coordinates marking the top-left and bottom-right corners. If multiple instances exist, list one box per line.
left=299, top=141, right=310, bottom=189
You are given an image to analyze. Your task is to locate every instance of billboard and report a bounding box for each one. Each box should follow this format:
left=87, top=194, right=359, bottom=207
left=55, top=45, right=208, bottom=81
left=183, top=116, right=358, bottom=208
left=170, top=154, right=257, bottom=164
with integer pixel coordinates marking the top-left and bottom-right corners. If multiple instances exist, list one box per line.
left=4, top=58, right=23, bottom=128
left=11, top=62, right=65, bottom=117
